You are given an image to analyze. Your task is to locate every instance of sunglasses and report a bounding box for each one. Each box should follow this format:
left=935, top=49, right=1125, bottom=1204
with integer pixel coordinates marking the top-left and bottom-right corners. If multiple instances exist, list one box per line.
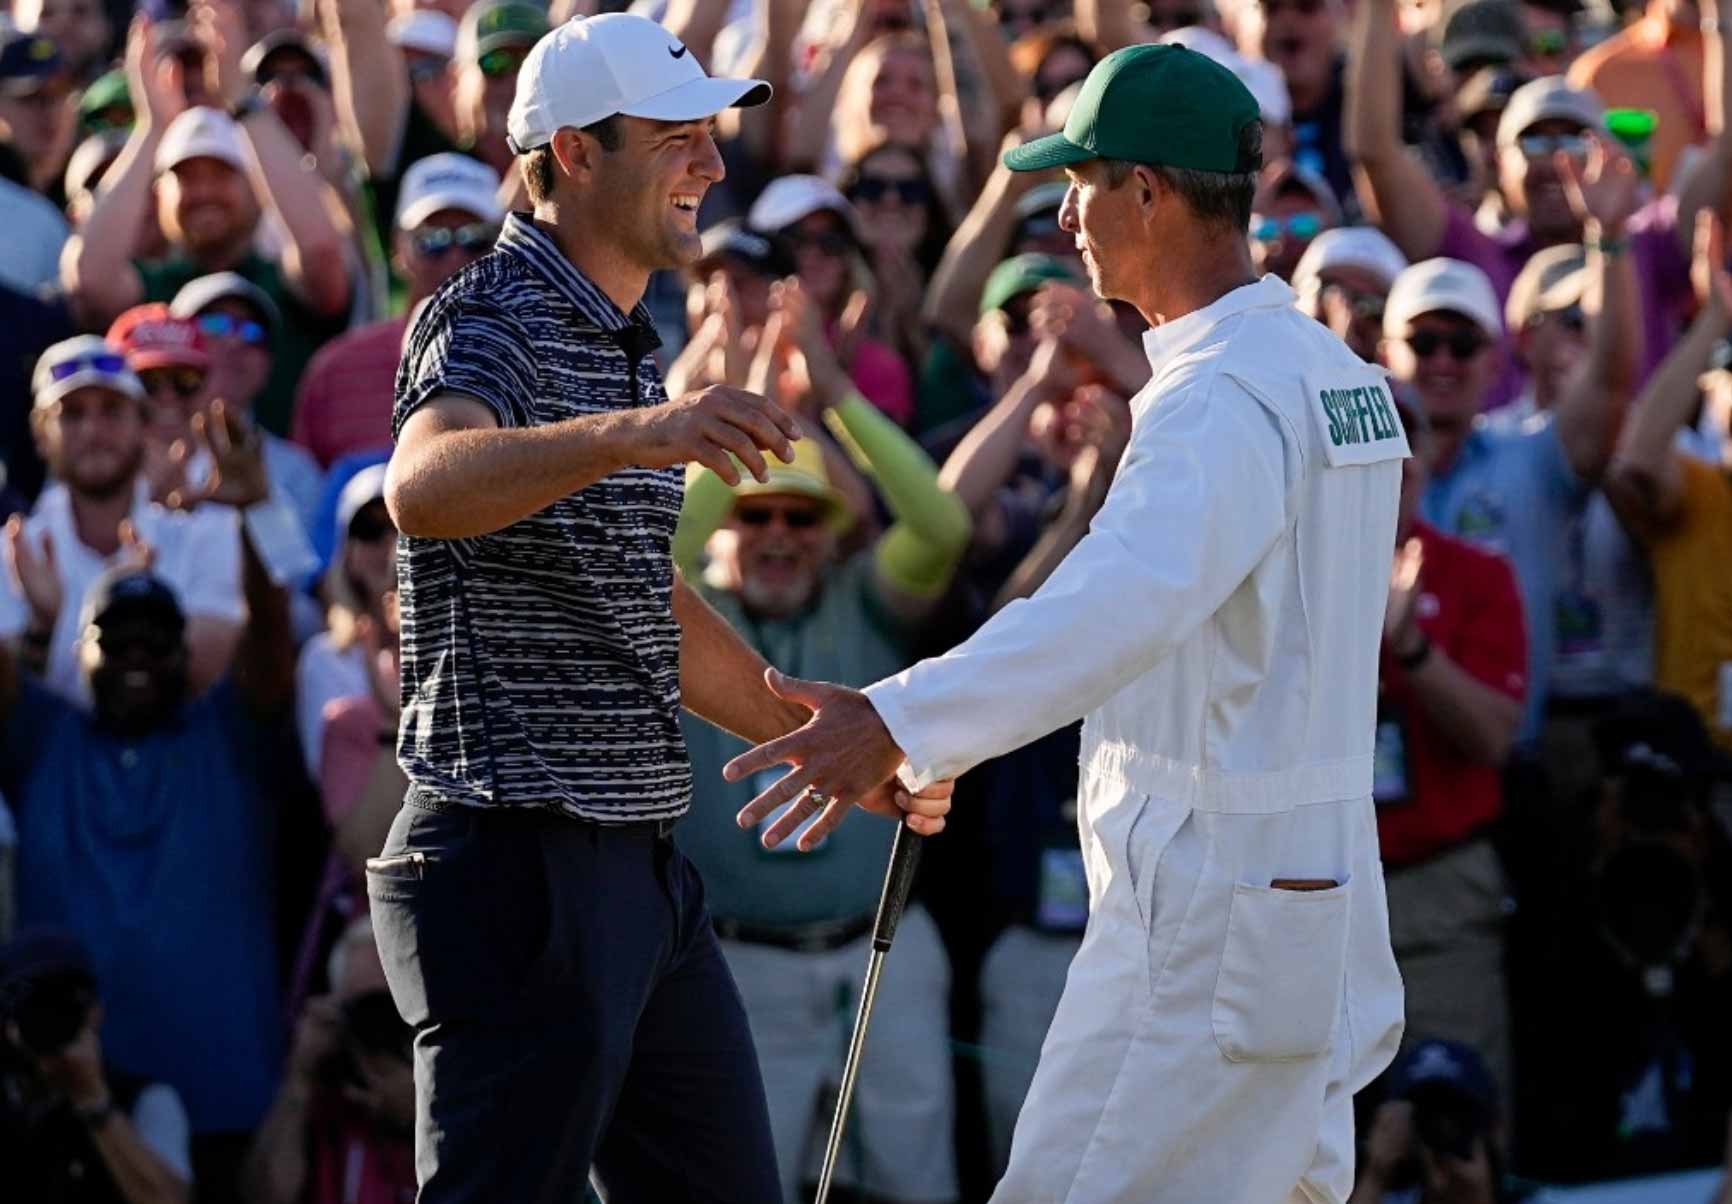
left=1321, top=281, right=1386, bottom=322
left=1530, top=303, right=1585, bottom=334
left=138, top=367, right=206, bottom=399
left=477, top=47, right=526, bottom=80
left=412, top=223, right=499, bottom=257
left=197, top=313, right=268, bottom=346
left=734, top=506, right=823, bottom=530
left=1251, top=212, right=1324, bottom=243
left=349, top=507, right=397, bottom=543
left=1517, top=132, right=1590, bottom=160
left=407, top=56, right=447, bottom=84
left=784, top=229, right=853, bottom=258
left=1404, top=329, right=1489, bottom=360
left=48, top=351, right=128, bottom=382
left=850, top=176, right=931, bottom=206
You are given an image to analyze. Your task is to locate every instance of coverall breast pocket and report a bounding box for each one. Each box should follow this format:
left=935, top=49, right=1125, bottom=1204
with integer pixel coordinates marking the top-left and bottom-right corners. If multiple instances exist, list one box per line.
left=1211, top=877, right=1352, bottom=1062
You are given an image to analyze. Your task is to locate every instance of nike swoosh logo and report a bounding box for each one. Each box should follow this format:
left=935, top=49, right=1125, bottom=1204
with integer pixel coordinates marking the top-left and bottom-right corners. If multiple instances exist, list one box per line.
left=669, top=43, right=688, bottom=59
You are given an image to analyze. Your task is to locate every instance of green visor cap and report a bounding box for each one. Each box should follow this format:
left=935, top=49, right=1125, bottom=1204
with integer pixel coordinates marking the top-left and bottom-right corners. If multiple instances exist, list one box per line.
left=1004, top=43, right=1261, bottom=175
left=980, top=253, right=1082, bottom=315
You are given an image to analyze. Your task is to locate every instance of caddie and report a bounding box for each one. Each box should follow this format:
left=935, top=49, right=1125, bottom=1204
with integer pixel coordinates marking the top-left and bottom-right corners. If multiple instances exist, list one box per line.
left=725, top=44, right=1409, bottom=1202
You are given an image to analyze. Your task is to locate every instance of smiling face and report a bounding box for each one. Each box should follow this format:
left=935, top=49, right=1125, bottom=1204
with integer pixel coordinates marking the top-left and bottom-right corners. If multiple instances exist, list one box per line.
left=159, top=157, right=257, bottom=256
left=1498, top=117, right=1585, bottom=240
left=1254, top=0, right=1340, bottom=107
left=35, top=385, right=147, bottom=500
left=1382, top=310, right=1499, bottom=429
left=397, top=206, right=497, bottom=304
left=863, top=43, right=938, bottom=149
left=83, top=611, right=188, bottom=737
left=724, top=494, right=837, bottom=619
left=572, top=115, right=725, bottom=276
left=848, top=144, right=932, bottom=250
left=785, top=210, right=855, bottom=312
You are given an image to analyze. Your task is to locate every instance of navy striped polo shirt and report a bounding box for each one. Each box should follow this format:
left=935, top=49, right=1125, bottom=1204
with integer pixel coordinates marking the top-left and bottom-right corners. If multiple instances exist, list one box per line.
left=391, top=213, right=691, bottom=822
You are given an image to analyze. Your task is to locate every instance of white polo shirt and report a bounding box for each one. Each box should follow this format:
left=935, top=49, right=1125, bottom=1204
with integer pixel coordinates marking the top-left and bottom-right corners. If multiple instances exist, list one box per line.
left=0, top=480, right=244, bottom=704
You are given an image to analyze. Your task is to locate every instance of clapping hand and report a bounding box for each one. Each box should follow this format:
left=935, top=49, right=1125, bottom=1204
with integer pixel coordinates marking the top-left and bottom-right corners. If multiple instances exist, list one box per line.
left=125, top=15, right=187, bottom=132
left=163, top=399, right=272, bottom=511
left=1556, top=132, right=1642, bottom=242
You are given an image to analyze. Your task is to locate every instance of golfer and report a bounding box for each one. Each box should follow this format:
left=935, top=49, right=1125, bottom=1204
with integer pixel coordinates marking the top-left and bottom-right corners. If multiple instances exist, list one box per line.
left=728, top=45, right=1409, bottom=1203
left=371, top=14, right=947, bottom=1201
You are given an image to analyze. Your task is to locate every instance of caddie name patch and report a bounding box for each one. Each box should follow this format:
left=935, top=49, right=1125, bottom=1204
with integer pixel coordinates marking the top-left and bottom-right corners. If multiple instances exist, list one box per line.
left=1306, top=373, right=1412, bottom=468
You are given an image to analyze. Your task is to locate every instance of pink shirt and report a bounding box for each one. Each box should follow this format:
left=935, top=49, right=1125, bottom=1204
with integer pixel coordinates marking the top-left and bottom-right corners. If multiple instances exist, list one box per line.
left=847, top=335, right=915, bottom=428
left=292, top=317, right=407, bottom=469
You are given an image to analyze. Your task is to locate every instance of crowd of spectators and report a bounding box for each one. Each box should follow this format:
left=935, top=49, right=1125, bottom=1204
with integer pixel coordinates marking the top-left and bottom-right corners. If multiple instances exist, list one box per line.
left=0, top=0, right=1729, bottom=1200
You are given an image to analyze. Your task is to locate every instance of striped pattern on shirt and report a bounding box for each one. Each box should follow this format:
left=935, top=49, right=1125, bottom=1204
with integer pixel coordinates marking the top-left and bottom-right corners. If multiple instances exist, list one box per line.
left=391, top=213, right=691, bottom=823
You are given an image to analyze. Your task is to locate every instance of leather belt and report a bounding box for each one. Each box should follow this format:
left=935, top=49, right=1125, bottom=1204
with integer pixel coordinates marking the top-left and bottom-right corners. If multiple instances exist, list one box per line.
left=712, top=913, right=875, bottom=953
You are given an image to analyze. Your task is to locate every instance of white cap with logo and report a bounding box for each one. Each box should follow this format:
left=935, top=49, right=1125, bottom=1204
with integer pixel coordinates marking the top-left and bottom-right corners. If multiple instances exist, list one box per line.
left=1384, top=257, right=1505, bottom=339
left=154, top=106, right=248, bottom=175
left=506, top=12, right=770, bottom=155
left=1292, top=227, right=1409, bottom=297
left=32, top=335, right=145, bottom=409
left=396, top=153, right=504, bottom=230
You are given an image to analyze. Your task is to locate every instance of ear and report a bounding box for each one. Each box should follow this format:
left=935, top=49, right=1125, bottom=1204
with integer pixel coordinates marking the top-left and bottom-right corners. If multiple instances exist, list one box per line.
left=1132, top=163, right=1162, bottom=219
left=550, top=126, right=595, bottom=186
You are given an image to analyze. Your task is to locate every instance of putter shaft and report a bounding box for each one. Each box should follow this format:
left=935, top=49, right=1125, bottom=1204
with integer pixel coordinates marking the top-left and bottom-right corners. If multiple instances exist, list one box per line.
left=814, top=948, right=887, bottom=1204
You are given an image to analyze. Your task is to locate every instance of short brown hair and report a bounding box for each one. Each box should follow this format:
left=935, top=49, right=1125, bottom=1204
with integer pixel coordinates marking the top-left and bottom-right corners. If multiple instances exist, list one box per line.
left=521, top=115, right=625, bottom=205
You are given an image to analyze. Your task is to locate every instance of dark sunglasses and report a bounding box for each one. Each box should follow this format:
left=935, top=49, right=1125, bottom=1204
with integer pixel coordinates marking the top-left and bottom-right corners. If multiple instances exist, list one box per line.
left=197, top=313, right=268, bottom=346
left=407, top=56, right=447, bottom=84
left=477, top=47, right=526, bottom=80
left=348, top=507, right=397, bottom=543
left=412, top=223, right=499, bottom=257
left=850, top=176, right=931, bottom=206
left=735, top=506, right=823, bottom=530
left=1251, top=213, right=1324, bottom=244
left=1405, top=329, right=1489, bottom=360
left=48, top=351, right=128, bottom=382
left=138, top=367, right=206, bottom=399
left=785, top=229, right=853, bottom=258
left=1517, top=132, right=1590, bottom=160
left=1321, top=281, right=1386, bottom=322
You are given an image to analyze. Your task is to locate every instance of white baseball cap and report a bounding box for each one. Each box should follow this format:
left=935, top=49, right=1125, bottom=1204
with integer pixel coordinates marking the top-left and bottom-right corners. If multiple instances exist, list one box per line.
left=396, top=153, right=504, bottom=229
left=1495, top=76, right=1605, bottom=150
left=747, top=174, right=860, bottom=240
left=154, top=106, right=248, bottom=175
left=387, top=9, right=457, bottom=58
left=32, top=335, right=145, bottom=409
left=507, top=13, right=771, bottom=155
left=1384, top=257, right=1504, bottom=339
left=1505, top=244, right=1589, bottom=331
left=1292, top=227, right=1409, bottom=297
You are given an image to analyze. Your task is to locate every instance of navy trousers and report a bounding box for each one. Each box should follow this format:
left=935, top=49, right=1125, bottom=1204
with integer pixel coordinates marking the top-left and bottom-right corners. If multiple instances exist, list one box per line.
left=367, top=800, right=781, bottom=1203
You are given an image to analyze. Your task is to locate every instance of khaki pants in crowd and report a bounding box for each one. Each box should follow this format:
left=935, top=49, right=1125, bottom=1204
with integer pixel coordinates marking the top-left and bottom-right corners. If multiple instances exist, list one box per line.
left=978, top=924, right=1084, bottom=1176
left=1384, top=837, right=1513, bottom=1098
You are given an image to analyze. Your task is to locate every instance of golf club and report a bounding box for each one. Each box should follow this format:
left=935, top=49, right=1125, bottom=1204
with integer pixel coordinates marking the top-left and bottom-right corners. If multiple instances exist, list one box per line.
left=813, top=820, right=926, bottom=1204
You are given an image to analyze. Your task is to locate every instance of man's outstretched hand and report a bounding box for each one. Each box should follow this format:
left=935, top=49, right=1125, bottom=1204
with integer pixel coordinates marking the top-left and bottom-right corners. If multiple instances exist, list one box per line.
left=726, top=668, right=952, bottom=851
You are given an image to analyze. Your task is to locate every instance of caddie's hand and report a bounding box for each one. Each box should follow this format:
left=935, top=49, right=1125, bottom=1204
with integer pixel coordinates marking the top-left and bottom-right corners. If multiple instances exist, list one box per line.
left=725, top=669, right=950, bottom=850
left=638, top=385, right=799, bottom=486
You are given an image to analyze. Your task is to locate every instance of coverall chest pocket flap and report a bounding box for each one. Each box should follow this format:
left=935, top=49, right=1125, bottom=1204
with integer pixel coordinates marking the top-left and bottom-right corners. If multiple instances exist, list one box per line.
left=1211, top=877, right=1352, bottom=1062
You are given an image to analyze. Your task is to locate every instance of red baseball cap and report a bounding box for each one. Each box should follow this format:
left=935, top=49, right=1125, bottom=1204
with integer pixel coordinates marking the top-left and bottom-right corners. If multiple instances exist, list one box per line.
left=107, top=303, right=210, bottom=372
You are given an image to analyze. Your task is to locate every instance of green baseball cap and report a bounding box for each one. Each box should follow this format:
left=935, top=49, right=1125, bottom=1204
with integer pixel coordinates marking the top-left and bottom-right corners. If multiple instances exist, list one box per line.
left=979, top=253, right=1083, bottom=316
left=1004, top=44, right=1261, bottom=175
left=456, top=0, right=548, bottom=64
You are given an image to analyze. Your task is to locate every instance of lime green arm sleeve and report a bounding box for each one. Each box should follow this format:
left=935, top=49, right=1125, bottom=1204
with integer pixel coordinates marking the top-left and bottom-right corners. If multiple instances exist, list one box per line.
left=672, top=461, right=738, bottom=579
left=825, top=392, right=973, bottom=597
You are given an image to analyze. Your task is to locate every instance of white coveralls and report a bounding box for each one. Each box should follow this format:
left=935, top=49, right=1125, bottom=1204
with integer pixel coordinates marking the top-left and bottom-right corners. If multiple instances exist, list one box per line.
left=866, top=277, right=1409, bottom=1203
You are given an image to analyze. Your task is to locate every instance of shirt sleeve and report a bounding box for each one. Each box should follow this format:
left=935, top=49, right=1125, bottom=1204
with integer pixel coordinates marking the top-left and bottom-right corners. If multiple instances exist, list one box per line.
left=393, top=290, right=539, bottom=437
left=177, top=507, right=246, bottom=624
left=1453, top=547, right=1529, bottom=702
left=866, top=372, right=1296, bottom=788
left=128, top=1083, right=193, bottom=1183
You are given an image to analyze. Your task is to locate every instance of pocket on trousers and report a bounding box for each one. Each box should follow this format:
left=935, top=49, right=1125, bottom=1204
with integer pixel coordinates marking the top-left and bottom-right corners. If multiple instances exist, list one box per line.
left=1211, top=877, right=1352, bottom=1063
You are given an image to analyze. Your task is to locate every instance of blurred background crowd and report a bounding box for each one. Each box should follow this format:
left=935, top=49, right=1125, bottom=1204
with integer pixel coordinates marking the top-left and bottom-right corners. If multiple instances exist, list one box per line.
left=0, top=0, right=1730, bottom=1200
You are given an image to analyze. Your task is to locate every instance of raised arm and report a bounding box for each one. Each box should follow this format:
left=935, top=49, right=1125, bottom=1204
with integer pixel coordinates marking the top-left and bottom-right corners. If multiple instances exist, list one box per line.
left=923, top=146, right=1042, bottom=345
left=1608, top=213, right=1732, bottom=533
left=319, top=0, right=408, bottom=176
left=1075, top=0, right=1144, bottom=50
left=928, top=0, right=1020, bottom=191
left=233, top=104, right=353, bottom=317
left=63, top=17, right=175, bottom=326
left=1673, top=0, right=1732, bottom=259
left=785, top=2, right=875, bottom=174
left=1344, top=0, right=1448, bottom=260
left=732, top=0, right=801, bottom=169
left=1552, top=140, right=1644, bottom=480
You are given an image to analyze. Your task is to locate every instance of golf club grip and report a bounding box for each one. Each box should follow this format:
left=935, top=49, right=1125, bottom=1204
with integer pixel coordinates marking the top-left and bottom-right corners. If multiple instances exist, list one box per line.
left=871, top=823, right=924, bottom=952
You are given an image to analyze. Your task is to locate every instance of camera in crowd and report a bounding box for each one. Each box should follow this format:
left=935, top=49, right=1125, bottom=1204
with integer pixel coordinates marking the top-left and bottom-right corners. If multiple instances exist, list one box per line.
left=0, top=928, right=99, bottom=1070
left=1590, top=692, right=1731, bottom=994
left=1382, top=1038, right=1504, bottom=1190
